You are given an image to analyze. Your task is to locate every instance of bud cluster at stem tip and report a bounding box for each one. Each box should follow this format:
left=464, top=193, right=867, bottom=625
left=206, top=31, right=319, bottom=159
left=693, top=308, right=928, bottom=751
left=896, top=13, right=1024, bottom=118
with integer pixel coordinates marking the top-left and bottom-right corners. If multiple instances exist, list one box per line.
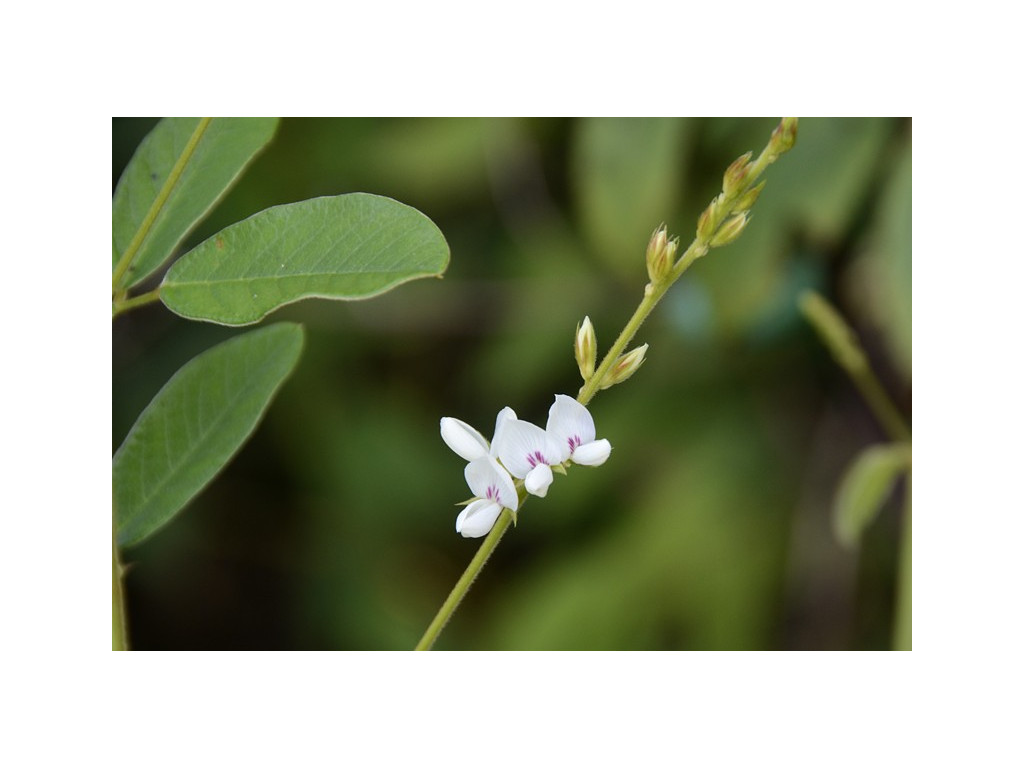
left=767, top=117, right=798, bottom=160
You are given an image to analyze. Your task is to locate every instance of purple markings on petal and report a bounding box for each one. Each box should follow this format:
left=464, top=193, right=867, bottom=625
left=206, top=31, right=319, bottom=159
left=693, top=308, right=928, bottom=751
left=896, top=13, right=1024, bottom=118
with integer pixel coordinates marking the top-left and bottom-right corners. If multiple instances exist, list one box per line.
left=526, top=450, right=548, bottom=468
left=546, top=395, right=599, bottom=463
left=465, top=456, right=519, bottom=512
left=486, top=484, right=499, bottom=502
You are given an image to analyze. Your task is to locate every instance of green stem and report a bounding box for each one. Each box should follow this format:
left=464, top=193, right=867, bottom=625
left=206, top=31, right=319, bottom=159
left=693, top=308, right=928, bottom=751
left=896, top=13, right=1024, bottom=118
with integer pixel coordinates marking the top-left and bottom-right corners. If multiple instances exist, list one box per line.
left=417, top=119, right=799, bottom=650
left=893, top=471, right=912, bottom=650
left=111, top=117, right=212, bottom=293
left=112, top=288, right=161, bottom=320
left=113, top=528, right=128, bottom=650
left=419, top=278, right=675, bottom=649
left=798, top=291, right=911, bottom=443
left=578, top=281, right=667, bottom=406
left=799, top=291, right=912, bottom=649
left=577, top=123, right=785, bottom=404
left=856, top=368, right=911, bottom=443
left=414, top=509, right=514, bottom=650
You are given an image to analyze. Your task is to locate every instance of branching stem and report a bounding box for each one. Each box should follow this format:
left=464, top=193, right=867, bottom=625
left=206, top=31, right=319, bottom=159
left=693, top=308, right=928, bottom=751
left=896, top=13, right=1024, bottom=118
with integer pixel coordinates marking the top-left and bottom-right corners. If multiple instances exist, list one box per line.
left=112, top=288, right=161, bottom=319
left=113, top=527, right=128, bottom=650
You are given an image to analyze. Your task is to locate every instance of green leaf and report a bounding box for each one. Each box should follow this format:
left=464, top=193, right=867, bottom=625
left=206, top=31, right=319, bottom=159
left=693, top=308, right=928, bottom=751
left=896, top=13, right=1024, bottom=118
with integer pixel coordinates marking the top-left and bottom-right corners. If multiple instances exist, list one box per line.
left=112, top=117, right=279, bottom=290
left=159, top=193, right=450, bottom=326
left=113, top=323, right=304, bottom=547
left=833, top=443, right=911, bottom=549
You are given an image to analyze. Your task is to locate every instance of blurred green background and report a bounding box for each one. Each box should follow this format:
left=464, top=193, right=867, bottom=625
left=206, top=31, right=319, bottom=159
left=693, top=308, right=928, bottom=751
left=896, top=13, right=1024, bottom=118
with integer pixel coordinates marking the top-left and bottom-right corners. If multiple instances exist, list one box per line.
left=112, top=117, right=911, bottom=650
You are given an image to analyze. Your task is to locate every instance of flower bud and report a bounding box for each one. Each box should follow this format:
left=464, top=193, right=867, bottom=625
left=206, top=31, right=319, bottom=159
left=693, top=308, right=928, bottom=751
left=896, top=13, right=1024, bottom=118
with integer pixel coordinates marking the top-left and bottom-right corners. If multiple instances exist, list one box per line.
left=768, top=117, right=798, bottom=158
left=722, top=151, right=753, bottom=197
left=600, top=343, right=648, bottom=389
left=696, top=194, right=723, bottom=242
left=574, top=316, right=597, bottom=381
left=733, top=180, right=765, bottom=213
left=710, top=212, right=750, bottom=248
left=645, top=225, right=678, bottom=284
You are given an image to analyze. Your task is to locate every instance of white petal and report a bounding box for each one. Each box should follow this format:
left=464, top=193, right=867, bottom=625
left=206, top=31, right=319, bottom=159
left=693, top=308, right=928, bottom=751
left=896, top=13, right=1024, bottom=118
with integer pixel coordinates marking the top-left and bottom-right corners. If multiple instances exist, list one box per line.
left=571, top=439, right=611, bottom=466
left=495, top=419, right=560, bottom=479
left=465, top=456, right=519, bottom=512
left=490, top=407, right=517, bottom=457
left=456, top=499, right=503, bottom=538
left=440, top=417, right=489, bottom=461
left=546, top=395, right=597, bottom=463
left=525, top=464, right=554, bottom=497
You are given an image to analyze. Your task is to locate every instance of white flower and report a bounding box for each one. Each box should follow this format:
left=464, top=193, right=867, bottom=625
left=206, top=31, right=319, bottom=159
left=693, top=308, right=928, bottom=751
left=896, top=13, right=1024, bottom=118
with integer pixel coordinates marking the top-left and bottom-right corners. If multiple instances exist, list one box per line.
left=546, top=394, right=611, bottom=466
left=456, top=456, right=518, bottom=538
left=441, top=396, right=610, bottom=535
left=495, top=417, right=563, bottom=498
left=440, top=407, right=516, bottom=461
left=441, top=408, right=519, bottom=537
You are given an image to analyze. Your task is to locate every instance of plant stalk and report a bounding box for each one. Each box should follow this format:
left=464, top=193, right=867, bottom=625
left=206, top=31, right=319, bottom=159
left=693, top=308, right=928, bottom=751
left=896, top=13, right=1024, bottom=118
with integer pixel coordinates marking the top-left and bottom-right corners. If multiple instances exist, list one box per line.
left=799, top=291, right=912, bottom=650
left=798, top=291, right=910, bottom=443
left=112, top=288, right=161, bottom=319
left=417, top=118, right=799, bottom=650
left=414, top=509, right=513, bottom=650
left=113, top=527, right=128, bottom=650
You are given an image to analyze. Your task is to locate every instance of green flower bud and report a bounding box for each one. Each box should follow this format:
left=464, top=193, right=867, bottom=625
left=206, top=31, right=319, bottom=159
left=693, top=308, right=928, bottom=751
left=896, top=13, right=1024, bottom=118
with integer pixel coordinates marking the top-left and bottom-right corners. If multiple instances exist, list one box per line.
left=722, top=151, right=753, bottom=197
left=710, top=212, right=750, bottom=248
left=733, top=180, right=766, bottom=213
left=600, top=343, right=648, bottom=389
left=645, top=225, right=678, bottom=284
left=768, top=117, right=798, bottom=158
left=696, top=194, right=723, bottom=242
left=575, top=316, right=597, bottom=381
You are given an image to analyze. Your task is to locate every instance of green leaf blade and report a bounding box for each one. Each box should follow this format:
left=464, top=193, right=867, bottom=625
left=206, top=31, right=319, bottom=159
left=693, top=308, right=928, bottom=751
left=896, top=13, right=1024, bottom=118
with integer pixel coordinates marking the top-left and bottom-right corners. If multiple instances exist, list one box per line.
left=159, top=193, right=450, bottom=326
left=112, top=117, right=280, bottom=290
left=113, top=323, right=305, bottom=547
left=833, top=442, right=912, bottom=549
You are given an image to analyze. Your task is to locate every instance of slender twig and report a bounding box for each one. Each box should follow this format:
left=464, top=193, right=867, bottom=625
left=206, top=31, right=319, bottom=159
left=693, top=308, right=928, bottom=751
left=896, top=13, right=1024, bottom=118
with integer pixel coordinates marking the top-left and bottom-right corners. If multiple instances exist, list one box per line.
left=112, top=526, right=128, bottom=650
left=416, top=118, right=799, bottom=650
left=112, top=288, right=161, bottom=319
left=799, top=290, right=912, bottom=651
left=415, top=510, right=513, bottom=650
left=798, top=291, right=910, bottom=442
left=110, top=120, right=213, bottom=646
left=578, top=283, right=665, bottom=406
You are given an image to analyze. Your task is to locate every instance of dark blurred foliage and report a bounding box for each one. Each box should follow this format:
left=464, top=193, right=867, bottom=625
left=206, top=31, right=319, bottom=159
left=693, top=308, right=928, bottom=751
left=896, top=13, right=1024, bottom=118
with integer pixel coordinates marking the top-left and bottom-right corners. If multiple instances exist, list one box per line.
left=113, top=117, right=911, bottom=650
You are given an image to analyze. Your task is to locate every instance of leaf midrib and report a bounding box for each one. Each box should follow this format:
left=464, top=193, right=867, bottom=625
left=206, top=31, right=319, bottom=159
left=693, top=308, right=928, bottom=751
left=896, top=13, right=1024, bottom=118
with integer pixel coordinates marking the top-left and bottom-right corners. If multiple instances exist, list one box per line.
left=164, top=266, right=439, bottom=288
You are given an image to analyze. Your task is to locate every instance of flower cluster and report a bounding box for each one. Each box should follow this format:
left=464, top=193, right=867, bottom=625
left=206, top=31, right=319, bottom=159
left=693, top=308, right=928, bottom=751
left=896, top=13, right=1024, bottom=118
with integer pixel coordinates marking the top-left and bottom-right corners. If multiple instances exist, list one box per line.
left=440, top=395, right=611, bottom=537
